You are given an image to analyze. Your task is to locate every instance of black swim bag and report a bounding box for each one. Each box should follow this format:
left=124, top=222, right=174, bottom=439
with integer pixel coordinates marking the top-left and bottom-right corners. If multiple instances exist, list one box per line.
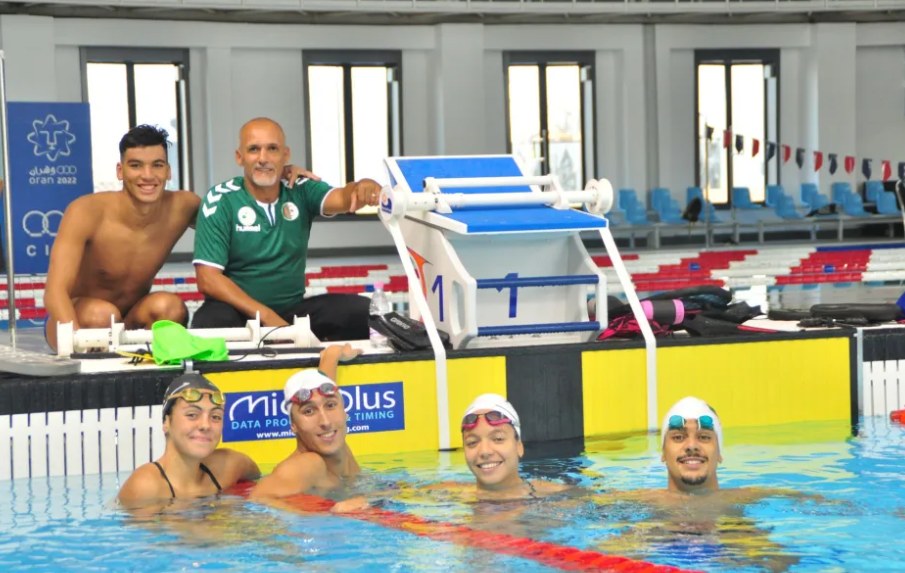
left=369, top=312, right=452, bottom=352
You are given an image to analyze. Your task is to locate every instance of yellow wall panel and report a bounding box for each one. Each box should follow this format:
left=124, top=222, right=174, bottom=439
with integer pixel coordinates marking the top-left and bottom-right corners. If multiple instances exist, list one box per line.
left=445, top=356, right=508, bottom=449
left=582, top=348, right=648, bottom=436
left=656, top=338, right=851, bottom=430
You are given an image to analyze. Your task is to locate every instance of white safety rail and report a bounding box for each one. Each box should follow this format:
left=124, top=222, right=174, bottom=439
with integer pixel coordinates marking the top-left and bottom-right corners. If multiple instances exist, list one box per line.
left=598, top=228, right=659, bottom=429
left=0, top=406, right=165, bottom=481
left=863, top=360, right=905, bottom=419
left=379, top=214, right=452, bottom=450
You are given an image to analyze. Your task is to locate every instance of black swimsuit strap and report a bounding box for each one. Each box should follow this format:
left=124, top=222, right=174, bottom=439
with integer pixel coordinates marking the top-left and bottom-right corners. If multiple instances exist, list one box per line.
left=526, top=480, right=538, bottom=499
left=152, top=461, right=221, bottom=498
left=152, top=461, right=176, bottom=498
left=200, top=463, right=222, bottom=491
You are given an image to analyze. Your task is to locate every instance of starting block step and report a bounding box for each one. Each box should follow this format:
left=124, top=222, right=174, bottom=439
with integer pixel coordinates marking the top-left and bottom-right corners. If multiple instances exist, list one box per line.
left=0, top=345, right=80, bottom=377
left=477, top=321, right=601, bottom=337
left=476, top=274, right=600, bottom=289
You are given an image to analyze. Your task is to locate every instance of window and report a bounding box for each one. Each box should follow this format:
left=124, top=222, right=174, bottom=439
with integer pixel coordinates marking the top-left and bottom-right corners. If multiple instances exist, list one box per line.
left=82, top=49, right=191, bottom=193
left=695, top=50, right=779, bottom=205
left=504, top=52, right=595, bottom=191
left=304, top=51, right=401, bottom=205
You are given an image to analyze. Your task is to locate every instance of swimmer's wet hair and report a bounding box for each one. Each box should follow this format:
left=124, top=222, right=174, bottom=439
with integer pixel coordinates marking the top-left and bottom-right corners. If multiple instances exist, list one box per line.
left=119, top=124, right=171, bottom=157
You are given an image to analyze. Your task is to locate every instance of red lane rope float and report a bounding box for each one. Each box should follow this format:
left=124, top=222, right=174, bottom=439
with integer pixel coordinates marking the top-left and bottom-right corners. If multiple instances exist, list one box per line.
left=227, top=482, right=704, bottom=573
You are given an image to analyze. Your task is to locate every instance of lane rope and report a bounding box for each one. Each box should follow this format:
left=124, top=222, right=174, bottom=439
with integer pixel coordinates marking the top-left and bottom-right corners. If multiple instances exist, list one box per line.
left=228, top=482, right=704, bottom=573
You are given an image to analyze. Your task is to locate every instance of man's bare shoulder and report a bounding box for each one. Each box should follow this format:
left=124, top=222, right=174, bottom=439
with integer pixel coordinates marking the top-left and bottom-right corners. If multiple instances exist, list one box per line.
left=167, top=189, right=202, bottom=204
left=274, top=451, right=328, bottom=475
left=56, top=194, right=110, bottom=237
left=249, top=451, right=329, bottom=499
left=66, top=193, right=113, bottom=216
left=159, top=189, right=198, bottom=212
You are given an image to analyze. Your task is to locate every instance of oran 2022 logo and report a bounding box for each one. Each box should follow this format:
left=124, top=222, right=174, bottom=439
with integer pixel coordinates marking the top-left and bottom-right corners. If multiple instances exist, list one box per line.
left=27, top=115, right=76, bottom=162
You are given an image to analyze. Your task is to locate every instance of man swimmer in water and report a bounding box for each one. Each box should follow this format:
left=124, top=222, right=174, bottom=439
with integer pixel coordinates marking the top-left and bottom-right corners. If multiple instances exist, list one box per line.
left=595, top=396, right=815, bottom=572
left=249, top=344, right=363, bottom=503
left=44, top=124, right=315, bottom=351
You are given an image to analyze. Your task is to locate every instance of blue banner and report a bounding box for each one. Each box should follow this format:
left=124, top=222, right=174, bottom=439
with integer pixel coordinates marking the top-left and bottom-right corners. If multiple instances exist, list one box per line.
left=223, top=381, right=405, bottom=443
left=1, top=102, right=93, bottom=275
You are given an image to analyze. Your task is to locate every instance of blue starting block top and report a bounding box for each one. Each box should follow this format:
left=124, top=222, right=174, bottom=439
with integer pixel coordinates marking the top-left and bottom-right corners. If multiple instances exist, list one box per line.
left=387, top=155, right=607, bottom=234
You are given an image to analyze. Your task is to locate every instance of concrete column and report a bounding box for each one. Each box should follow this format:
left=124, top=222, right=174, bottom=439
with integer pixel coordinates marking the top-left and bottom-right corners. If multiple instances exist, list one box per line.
left=433, top=24, right=486, bottom=155
left=811, top=24, right=857, bottom=190
left=203, top=47, right=234, bottom=184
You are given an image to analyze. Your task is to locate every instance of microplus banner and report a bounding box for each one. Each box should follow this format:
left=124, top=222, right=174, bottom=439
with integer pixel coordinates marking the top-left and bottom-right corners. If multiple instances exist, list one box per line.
left=223, top=382, right=405, bottom=443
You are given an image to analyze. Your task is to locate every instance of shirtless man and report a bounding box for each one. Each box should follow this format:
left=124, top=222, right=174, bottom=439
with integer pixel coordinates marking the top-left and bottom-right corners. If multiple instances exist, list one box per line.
left=595, top=397, right=815, bottom=572
left=249, top=343, right=363, bottom=501
left=44, top=125, right=312, bottom=351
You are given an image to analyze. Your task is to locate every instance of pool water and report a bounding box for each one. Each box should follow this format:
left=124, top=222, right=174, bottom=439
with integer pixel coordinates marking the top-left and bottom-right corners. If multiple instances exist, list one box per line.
left=2, top=418, right=905, bottom=573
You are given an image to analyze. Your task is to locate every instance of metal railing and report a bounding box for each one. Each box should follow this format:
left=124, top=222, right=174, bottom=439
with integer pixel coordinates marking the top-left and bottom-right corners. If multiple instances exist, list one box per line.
left=5, top=0, right=905, bottom=15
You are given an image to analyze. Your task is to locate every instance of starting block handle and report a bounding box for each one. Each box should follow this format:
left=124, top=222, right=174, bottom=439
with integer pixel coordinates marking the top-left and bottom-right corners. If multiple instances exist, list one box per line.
left=476, top=274, right=600, bottom=289
left=425, top=175, right=555, bottom=190
left=406, top=191, right=597, bottom=212
left=380, top=178, right=614, bottom=218
left=477, top=321, right=601, bottom=337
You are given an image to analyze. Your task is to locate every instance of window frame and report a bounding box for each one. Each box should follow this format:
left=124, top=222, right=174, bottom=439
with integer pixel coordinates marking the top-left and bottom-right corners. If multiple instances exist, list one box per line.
left=302, top=50, right=403, bottom=188
left=502, top=51, right=597, bottom=185
left=80, top=47, right=193, bottom=192
left=693, top=49, right=781, bottom=207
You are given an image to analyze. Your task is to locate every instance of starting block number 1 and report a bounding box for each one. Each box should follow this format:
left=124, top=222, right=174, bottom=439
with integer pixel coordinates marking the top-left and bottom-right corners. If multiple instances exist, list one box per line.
left=431, top=275, right=444, bottom=322
left=430, top=273, right=520, bottom=322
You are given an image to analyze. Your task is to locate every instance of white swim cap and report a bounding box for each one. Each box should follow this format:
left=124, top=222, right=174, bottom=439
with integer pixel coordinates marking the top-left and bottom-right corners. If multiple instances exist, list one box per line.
left=282, top=369, right=336, bottom=409
left=661, top=396, right=722, bottom=449
left=462, top=393, right=521, bottom=439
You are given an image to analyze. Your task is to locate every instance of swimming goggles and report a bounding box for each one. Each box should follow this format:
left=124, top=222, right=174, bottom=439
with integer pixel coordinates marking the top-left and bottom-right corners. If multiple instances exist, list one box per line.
left=290, top=381, right=339, bottom=405
left=667, top=414, right=715, bottom=432
left=165, top=388, right=225, bottom=408
left=461, top=410, right=513, bottom=430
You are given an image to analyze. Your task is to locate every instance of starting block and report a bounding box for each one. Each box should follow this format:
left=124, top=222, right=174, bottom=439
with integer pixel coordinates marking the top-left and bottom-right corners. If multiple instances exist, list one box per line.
left=378, top=154, right=659, bottom=446
left=381, top=155, right=620, bottom=350
left=55, top=314, right=320, bottom=356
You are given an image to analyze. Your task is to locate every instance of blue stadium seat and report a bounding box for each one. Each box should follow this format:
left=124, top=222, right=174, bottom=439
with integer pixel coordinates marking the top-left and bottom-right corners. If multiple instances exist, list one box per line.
left=732, top=187, right=761, bottom=210
left=775, top=195, right=804, bottom=219
left=617, top=189, right=639, bottom=211
left=616, top=188, right=651, bottom=225
left=832, top=182, right=854, bottom=205
left=650, top=188, right=671, bottom=213
left=842, top=193, right=869, bottom=217
left=685, top=187, right=722, bottom=223
left=800, top=183, right=830, bottom=210
left=766, top=185, right=785, bottom=208
left=650, top=188, right=684, bottom=224
left=877, top=189, right=901, bottom=215
left=865, top=181, right=885, bottom=203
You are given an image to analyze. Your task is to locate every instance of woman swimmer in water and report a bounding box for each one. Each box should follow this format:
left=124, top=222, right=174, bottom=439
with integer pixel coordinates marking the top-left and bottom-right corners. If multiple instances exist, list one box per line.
left=451, top=393, right=572, bottom=501
left=339, top=394, right=574, bottom=512
left=118, top=372, right=260, bottom=509
left=367, top=393, right=575, bottom=512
